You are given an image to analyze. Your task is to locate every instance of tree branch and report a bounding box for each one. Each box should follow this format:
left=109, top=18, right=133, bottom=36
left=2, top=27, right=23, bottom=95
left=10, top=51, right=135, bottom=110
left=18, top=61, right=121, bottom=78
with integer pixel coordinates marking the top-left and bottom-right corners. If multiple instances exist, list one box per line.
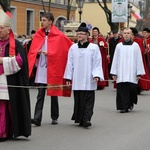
left=41, top=0, right=46, bottom=12
left=96, top=0, right=118, bottom=30
left=48, top=0, right=51, bottom=12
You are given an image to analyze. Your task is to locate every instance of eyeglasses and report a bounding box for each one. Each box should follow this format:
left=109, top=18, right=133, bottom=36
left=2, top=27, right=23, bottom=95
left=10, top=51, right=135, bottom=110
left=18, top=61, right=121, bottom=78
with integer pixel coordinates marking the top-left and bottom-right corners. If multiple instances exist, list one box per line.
left=77, top=32, right=87, bottom=36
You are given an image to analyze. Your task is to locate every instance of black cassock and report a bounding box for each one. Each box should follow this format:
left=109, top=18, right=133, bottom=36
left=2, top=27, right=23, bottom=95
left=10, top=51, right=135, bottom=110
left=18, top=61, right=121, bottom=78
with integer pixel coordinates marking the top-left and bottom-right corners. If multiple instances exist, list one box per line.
left=72, top=91, right=95, bottom=124
left=5, top=40, right=31, bottom=138
left=116, top=82, right=138, bottom=111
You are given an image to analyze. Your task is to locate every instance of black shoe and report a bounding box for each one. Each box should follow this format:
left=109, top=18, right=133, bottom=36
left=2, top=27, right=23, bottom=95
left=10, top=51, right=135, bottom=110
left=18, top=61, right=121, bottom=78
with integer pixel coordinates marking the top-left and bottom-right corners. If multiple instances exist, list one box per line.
left=79, top=122, right=83, bottom=126
left=31, top=119, right=41, bottom=126
left=83, top=121, right=92, bottom=128
left=51, top=120, right=58, bottom=125
left=0, top=138, right=7, bottom=142
left=130, top=104, right=134, bottom=110
left=120, top=109, right=129, bottom=113
left=7, top=134, right=13, bottom=139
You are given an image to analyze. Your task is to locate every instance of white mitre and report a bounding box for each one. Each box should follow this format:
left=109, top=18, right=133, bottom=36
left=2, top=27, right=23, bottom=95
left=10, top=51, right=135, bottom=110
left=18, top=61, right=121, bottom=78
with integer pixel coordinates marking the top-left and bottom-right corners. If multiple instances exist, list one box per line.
left=0, top=9, right=11, bottom=26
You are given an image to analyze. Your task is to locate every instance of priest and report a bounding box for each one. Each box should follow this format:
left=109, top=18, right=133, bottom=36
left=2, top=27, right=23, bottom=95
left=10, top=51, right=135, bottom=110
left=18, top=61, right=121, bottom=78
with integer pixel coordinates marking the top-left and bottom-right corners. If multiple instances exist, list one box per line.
left=90, top=27, right=109, bottom=89
left=110, top=28, right=145, bottom=113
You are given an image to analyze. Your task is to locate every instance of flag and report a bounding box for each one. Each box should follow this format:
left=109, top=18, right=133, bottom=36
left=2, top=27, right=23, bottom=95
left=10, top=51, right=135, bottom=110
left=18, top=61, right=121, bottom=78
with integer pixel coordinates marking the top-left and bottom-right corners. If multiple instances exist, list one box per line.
left=132, top=12, right=141, bottom=20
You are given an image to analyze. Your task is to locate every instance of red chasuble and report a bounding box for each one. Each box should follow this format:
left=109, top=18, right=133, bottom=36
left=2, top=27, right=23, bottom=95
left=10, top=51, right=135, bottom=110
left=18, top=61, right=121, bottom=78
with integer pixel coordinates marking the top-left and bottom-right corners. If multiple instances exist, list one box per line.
left=28, top=25, right=72, bottom=97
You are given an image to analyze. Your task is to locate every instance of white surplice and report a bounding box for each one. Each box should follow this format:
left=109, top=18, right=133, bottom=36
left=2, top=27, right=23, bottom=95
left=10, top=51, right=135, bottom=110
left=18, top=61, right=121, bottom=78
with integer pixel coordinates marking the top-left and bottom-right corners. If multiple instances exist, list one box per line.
left=64, top=43, right=104, bottom=90
left=35, top=36, right=48, bottom=84
left=110, top=42, right=145, bottom=84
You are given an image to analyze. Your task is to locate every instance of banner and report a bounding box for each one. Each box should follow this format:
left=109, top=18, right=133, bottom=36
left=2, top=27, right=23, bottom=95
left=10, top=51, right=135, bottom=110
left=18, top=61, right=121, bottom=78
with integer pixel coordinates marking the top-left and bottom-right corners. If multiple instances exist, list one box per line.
left=112, top=0, right=128, bottom=23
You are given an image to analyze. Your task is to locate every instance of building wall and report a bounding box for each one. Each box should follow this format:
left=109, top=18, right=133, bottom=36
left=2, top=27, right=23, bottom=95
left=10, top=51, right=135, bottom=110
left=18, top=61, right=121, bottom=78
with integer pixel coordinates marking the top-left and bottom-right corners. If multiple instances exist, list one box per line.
left=75, top=3, right=112, bottom=35
left=9, top=1, right=139, bottom=36
left=11, top=1, right=76, bottom=35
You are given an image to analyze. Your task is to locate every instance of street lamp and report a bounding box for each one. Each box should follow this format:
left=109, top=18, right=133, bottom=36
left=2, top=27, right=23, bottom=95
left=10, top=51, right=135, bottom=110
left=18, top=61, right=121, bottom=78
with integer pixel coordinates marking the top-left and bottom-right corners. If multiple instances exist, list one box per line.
left=78, top=0, right=84, bottom=23
left=127, top=3, right=132, bottom=27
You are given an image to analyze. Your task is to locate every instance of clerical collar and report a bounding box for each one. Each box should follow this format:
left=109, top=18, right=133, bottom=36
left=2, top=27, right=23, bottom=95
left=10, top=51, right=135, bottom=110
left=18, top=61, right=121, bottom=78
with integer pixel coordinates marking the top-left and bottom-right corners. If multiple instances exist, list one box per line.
left=45, top=30, right=50, bottom=36
left=122, top=40, right=133, bottom=45
left=78, top=41, right=90, bottom=48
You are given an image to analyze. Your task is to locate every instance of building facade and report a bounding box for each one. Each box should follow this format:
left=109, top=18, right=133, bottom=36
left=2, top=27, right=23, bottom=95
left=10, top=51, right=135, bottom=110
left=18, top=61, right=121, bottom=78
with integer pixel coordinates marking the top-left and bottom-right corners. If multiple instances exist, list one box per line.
left=75, top=2, right=140, bottom=35
left=9, top=0, right=76, bottom=36
left=6, top=0, right=140, bottom=37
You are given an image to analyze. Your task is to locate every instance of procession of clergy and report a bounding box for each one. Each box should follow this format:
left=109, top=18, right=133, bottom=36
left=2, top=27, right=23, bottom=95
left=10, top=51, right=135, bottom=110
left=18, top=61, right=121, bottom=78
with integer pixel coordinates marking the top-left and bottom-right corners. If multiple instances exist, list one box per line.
left=28, top=24, right=150, bottom=126
left=92, top=26, right=150, bottom=93
left=1, top=8, right=150, bottom=141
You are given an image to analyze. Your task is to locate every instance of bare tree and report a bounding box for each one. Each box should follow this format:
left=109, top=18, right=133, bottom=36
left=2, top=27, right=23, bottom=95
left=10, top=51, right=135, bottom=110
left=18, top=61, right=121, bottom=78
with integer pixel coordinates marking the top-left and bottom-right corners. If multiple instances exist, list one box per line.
left=41, top=0, right=72, bottom=20
left=67, top=0, right=74, bottom=20
left=41, top=0, right=51, bottom=12
left=96, top=0, right=119, bottom=31
left=142, top=0, right=150, bottom=28
left=0, top=0, right=11, bottom=12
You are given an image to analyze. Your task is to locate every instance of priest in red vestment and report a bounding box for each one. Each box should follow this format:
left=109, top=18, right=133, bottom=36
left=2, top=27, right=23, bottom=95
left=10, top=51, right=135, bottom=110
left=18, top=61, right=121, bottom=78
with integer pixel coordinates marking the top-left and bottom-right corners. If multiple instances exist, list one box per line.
left=90, top=27, right=109, bottom=89
left=142, top=28, right=150, bottom=81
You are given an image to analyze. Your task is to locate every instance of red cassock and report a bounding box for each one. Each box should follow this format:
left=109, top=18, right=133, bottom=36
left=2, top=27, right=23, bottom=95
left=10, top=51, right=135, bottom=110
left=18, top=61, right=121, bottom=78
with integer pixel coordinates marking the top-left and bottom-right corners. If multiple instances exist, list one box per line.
left=90, top=36, right=109, bottom=88
left=134, top=37, right=149, bottom=90
left=143, top=36, right=150, bottom=80
left=28, top=25, right=72, bottom=97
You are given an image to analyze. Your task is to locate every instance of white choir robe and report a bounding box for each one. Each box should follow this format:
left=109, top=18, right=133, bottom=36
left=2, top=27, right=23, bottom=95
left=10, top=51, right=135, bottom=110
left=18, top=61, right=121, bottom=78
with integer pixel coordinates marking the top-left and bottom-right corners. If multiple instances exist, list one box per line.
left=35, top=36, right=48, bottom=84
left=64, top=43, right=104, bottom=90
left=110, top=42, right=145, bottom=84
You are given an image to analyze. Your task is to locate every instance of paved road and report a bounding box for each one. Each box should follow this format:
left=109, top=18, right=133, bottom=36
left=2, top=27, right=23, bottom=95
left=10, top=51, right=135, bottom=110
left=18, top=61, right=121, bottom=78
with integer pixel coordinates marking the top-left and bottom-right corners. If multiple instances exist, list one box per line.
left=1, top=82, right=150, bottom=150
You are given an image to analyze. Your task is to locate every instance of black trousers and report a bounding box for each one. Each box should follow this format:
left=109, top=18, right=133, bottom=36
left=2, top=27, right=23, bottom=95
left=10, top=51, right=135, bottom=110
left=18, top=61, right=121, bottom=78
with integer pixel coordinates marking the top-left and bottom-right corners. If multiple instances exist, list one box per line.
left=72, top=90, right=95, bottom=123
left=34, top=83, right=59, bottom=122
left=116, top=82, right=137, bottom=111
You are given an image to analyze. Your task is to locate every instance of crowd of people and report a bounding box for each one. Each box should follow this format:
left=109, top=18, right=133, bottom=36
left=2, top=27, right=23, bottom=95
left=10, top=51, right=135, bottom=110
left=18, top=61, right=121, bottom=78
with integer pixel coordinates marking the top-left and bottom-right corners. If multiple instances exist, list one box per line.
left=0, top=9, right=150, bottom=142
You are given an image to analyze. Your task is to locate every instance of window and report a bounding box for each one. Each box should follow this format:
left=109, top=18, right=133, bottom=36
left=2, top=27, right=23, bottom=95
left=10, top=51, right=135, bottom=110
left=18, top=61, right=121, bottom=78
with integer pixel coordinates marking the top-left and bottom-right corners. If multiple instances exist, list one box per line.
left=26, top=9, right=34, bottom=35
left=10, top=7, right=16, bottom=33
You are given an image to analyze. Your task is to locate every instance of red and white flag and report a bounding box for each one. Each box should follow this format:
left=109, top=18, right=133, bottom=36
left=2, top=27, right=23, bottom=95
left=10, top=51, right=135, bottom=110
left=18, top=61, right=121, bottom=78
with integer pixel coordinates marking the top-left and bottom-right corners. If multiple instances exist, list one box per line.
left=132, top=12, right=141, bottom=20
